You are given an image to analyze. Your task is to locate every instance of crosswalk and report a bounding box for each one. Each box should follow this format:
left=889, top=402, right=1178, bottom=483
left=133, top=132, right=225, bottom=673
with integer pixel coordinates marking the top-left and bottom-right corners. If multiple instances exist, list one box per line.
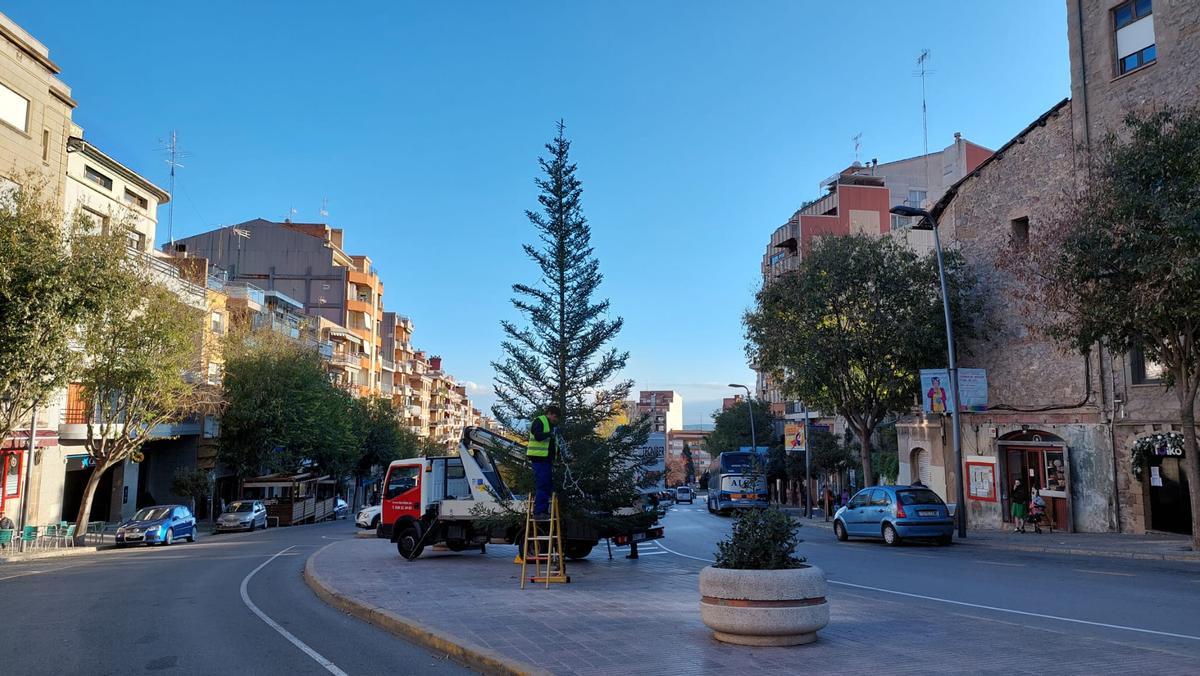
left=612, top=541, right=669, bottom=556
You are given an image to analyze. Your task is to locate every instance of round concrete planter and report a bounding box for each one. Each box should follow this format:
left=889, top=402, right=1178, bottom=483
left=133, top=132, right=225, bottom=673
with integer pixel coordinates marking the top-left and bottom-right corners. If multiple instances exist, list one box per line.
left=699, top=564, right=829, bottom=646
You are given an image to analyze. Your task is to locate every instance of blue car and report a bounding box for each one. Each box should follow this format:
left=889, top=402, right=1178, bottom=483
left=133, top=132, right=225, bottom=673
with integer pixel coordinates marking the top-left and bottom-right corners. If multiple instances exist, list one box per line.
left=115, top=505, right=198, bottom=547
left=833, top=486, right=954, bottom=546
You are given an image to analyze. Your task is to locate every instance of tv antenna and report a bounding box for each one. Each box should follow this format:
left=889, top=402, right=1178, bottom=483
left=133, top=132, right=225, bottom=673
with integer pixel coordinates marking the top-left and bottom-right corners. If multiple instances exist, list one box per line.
left=319, top=196, right=329, bottom=218
left=285, top=206, right=298, bottom=222
left=852, top=132, right=863, bottom=163
left=158, top=130, right=191, bottom=245
left=913, top=49, right=935, bottom=198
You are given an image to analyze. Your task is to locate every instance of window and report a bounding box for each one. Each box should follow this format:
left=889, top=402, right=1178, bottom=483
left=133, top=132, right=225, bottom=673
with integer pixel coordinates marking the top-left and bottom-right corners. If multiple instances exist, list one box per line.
left=210, top=311, right=224, bottom=335
left=385, top=465, right=419, bottom=498
left=84, top=165, right=113, bottom=190
left=907, top=189, right=927, bottom=207
left=206, top=362, right=222, bottom=385
left=124, top=189, right=148, bottom=210
left=1114, top=0, right=1155, bottom=75
left=1131, top=344, right=1166, bottom=384
left=870, top=489, right=890, bottom=506
left=126, top=229, right=146, bottom=252
left=849, top=491, right=871, bottom=508
left=41, top=129, right=49, bottom=161
left=1011, top=216, right=1030, bottom=250
left=890, top=213, right=913, bottom=230
left=0, top=81, right=29, bottom=132
left=769, top=251, right=788, bottom=265
left=81, top=206, right=109, bottom=233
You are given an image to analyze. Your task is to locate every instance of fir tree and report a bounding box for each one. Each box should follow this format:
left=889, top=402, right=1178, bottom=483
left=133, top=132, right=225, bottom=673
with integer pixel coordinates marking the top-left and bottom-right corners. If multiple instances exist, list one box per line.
left=492, top=121, right=654, bottom=521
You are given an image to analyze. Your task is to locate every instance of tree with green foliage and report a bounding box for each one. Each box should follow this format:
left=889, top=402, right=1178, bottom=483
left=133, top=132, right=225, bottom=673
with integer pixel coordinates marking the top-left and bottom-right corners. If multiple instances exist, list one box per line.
left=682, top=443, right=696, bottom=484
left=707, top=399, right=775, bottom=455
left=171, top=467, right=212, bottom=515
left=74, top=251, right=215, bottom=542
left=0, top=175, right=123, bottom=446
left=491, top=121, right=653, bottom=521
left=219, top=330, right=356, bottom=484
left=1006, top=108, right=1200, bottom=549
left=745, top=234, right=981, bottom=487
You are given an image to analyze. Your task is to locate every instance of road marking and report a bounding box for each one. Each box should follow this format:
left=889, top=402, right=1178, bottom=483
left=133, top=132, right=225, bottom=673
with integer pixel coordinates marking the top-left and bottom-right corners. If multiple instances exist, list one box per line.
left=978, top=560, right=1025, bottom=567
left=0, top=562, right=86, bottom=581
left=1075, top=569, right=1135, bottom=577
left=828, top=580, right=1200, bottom=642
left=653, top=543, right=1200, bottom=642
left=240, top=545, right=349, bottom=676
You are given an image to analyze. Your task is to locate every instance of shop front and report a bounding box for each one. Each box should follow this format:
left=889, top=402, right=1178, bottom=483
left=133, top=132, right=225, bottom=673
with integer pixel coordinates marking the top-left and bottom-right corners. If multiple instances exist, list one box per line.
left=998, top=430, right=1072, bottom=532
left=1133, top=432, right=1192, bottom=535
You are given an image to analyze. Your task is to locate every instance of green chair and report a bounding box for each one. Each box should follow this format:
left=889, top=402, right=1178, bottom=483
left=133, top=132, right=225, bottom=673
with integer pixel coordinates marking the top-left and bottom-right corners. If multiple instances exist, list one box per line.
left=61, top=524, right=77, bottom=547
left=89, top=521, right=107, bottom=544
left=20, top=525, right=38, bottom=551
left=0, top=528, right=13, bottom=551
left=42, top=524, right=59, bottom=548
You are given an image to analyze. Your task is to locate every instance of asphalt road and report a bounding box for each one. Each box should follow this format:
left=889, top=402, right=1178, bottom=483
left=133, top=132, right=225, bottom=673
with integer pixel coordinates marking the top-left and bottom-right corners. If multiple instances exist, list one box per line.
left=1, top=520, right=471, bottom=676
left=656, top=495, right=1200, bottom=656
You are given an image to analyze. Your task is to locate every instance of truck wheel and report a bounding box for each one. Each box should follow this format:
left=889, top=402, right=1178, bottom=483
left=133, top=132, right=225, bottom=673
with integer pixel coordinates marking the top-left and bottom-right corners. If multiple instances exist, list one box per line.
left=565, top=541, right=594, bottom=560
left=396, top=526, right=424, bottom=560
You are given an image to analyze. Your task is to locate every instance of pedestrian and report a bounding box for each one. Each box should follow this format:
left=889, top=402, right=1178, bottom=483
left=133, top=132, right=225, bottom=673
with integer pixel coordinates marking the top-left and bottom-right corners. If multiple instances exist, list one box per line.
left=824, top=485, right=835, bottom=520
left=527, top=405, right=561, bottom=520
left=1011, top=479, right=1029, bottom=533
left=0, top=510, right=14, bottom=549
left=840, top=487, right=850, bottom=507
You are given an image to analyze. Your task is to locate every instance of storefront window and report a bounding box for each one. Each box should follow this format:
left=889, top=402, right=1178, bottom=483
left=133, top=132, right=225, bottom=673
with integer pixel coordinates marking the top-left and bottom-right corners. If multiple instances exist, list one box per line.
left=1044, top=451, right=1067, bottom=492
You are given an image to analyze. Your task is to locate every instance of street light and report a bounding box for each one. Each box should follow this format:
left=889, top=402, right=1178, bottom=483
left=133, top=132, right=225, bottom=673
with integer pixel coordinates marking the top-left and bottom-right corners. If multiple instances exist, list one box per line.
left=727, top=384, right=757, bottom=453
left=890, top=204, right=968, bottom=539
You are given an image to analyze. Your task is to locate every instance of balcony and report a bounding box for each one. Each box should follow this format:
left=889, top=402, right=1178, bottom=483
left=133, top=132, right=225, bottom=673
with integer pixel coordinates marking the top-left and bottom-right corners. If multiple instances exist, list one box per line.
left=381, top=358, right=397, bottom=372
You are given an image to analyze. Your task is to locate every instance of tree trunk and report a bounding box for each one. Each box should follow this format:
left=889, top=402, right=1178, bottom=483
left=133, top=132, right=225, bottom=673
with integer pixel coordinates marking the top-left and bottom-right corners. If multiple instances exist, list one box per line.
left=858, top=426, right=875, bottom=487
left=1177, top=385, right=1200, bottom=551
left=73, top=460, right=112, bottom=545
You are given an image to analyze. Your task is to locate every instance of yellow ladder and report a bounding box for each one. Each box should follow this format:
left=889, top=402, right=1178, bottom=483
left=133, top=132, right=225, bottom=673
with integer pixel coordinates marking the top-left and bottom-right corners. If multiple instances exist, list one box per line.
left=519, top=493, right=569, bottom=588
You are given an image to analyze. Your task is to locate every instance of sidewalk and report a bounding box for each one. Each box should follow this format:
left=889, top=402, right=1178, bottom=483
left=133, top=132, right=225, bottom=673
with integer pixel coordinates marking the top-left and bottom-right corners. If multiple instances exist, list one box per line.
left=781, top=509, right=1199, bottom=562
left=305, top=537, right=1200, bottom=676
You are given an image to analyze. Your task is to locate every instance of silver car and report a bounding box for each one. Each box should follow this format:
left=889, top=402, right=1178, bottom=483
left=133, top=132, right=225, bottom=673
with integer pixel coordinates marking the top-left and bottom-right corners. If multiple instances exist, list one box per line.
left=215, top=500, right=268, bottom=532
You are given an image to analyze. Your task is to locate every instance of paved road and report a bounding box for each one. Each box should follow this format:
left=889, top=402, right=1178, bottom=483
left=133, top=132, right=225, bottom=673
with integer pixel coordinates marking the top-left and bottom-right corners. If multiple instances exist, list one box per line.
left=1, top=520, right=471, bottom=675
left=657, top=496, right=1200, bottom=655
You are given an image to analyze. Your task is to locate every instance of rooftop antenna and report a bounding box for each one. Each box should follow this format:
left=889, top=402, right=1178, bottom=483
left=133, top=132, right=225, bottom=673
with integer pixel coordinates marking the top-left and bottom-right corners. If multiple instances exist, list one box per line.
left=319, top=196, right=329, bottom=219
left=914, top=49, right=934, bottom=205
left=285, top=206, right=298, bottom=222
left=159, top=130, right=190, bottom=246
left=852, top=132, right=863, bottom=164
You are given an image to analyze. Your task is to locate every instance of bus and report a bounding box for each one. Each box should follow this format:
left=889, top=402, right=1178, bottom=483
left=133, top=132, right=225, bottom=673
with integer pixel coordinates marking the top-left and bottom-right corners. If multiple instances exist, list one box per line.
left=706, top=450, right=769, bottom=515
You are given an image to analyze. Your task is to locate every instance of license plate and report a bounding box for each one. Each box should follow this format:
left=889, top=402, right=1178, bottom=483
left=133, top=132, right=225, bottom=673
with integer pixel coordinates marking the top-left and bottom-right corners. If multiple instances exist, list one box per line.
left=918, top=510, right=936, bottom=517
left=633, top=532, right=646, bottom=542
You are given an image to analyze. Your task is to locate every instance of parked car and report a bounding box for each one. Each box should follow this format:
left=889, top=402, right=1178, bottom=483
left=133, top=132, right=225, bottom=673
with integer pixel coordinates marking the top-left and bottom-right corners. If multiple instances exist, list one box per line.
left=667, top=488, right=678, bottom=501
left=215, top=500, right=267, bottom=532
left=675, top=486, right=695, bottom=504
left=333, top=497, right=349, bottom=520
left=115, top=505, right=197, bottom=546
left=356, top=504, right=381, bottom=529
left=833, top=486, right=953, bottom=546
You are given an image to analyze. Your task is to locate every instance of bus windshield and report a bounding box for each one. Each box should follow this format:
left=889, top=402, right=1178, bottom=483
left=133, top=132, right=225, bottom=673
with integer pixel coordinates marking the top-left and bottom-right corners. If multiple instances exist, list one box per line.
left=719, top=452, right=757, bottom=474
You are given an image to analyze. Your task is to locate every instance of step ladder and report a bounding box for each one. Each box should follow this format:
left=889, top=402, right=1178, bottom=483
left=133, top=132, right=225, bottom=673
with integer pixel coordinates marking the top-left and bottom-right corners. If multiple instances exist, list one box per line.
left=519, top=493, right=569, bottom=588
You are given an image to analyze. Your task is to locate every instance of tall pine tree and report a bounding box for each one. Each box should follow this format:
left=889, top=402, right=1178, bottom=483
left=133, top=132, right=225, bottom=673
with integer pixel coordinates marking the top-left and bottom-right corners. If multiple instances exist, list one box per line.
left=493, top=121, right=654, bottom=518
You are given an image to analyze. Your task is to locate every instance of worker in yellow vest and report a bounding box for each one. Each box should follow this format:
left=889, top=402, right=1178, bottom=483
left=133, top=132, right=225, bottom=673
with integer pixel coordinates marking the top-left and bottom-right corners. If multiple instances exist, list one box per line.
left=527, top=405, right=561, bottom=519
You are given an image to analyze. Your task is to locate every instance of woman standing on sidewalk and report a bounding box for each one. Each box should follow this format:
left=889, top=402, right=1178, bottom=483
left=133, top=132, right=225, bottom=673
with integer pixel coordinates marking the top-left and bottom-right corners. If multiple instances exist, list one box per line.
left=1011, top=479, right=1029, bottom=533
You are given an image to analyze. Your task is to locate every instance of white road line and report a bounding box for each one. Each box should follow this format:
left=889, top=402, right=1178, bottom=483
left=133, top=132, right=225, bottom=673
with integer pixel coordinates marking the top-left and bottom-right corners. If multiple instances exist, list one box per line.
left=240, top=546, right=349, bottom=676
left=978, top=560, right=1025, bottom=567
left=1075, top=569, right=1135, bottom=577
left=828, top=580, right=1200, bottom=642
left=0, top=562, right=86, bottom=581
left=631, top=551, right=668, bottom=556
left=653, top=542, right=1200, bottom=642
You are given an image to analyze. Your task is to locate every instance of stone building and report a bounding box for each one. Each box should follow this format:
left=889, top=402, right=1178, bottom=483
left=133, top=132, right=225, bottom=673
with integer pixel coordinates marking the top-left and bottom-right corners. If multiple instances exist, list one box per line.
left=898, top=0, right=1200, bottom=535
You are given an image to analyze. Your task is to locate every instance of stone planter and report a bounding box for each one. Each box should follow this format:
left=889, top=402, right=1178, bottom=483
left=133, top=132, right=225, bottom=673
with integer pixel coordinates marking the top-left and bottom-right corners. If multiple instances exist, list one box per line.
left=699, top=564, right=829, bottom=646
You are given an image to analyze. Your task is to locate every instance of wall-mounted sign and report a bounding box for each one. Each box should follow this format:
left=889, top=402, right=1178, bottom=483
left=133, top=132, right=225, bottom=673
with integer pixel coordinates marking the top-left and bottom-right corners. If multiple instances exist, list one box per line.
left=920, top=368, right=988, bottom=413
left=966, top=461, right=997, bottom=501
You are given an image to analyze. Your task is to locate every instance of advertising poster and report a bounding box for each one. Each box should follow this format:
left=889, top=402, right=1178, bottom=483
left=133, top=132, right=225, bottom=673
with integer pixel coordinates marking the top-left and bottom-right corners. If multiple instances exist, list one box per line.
left=967, top=461, right=996, bottom=501
left=920, top=368, right=988, bottom=413
left=784, top=423, right=807, bottom=452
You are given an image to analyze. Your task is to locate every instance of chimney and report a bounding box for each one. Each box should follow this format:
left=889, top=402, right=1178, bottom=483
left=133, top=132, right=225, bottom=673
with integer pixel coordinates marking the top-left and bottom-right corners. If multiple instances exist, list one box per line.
left=430, top=356, right=442, bottom=371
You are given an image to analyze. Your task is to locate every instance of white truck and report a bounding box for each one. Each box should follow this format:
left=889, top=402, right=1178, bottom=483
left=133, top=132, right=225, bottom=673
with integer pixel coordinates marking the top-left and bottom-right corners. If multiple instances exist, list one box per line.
left=379, top=426, right=664, bottom=560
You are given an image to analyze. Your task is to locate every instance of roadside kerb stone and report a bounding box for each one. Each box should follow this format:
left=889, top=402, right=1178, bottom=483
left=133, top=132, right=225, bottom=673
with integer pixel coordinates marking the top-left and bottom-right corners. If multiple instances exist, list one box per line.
left=0, top=543, right=112, bottom=563
left=304, top=544, right=548, bottom=676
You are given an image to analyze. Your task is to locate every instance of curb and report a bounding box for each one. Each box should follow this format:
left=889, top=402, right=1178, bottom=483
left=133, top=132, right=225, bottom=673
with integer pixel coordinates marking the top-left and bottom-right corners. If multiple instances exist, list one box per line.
left=951, top=540, right=1200, bottom=563
left=303, top=546, right=549, bottom=676
left=0, top=543, right=112, bottom=563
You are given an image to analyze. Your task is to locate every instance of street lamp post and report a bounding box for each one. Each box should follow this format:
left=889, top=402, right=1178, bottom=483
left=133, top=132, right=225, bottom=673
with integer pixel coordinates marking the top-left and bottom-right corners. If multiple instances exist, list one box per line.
left=890, top=204, right=967, bottom=539
left=727, top=384, right=756, bottom=452
left=802, top=401, right=811, bottom=518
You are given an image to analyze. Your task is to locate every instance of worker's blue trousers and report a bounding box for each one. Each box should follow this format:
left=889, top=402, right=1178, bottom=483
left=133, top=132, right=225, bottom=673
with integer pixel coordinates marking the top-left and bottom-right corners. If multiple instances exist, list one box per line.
left=532, top=460, right=552, bottom=515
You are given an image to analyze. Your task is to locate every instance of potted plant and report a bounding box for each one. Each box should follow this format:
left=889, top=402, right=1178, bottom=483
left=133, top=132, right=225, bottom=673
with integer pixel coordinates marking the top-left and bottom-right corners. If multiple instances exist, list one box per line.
left=700, top=506, right=829, bottom=646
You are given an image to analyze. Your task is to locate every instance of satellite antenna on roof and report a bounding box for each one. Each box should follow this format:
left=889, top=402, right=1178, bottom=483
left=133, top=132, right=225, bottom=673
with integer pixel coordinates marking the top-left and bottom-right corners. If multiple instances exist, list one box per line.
left=320, top=196, right=329, bottom=219
left=158, top=130, right=191, bottom=246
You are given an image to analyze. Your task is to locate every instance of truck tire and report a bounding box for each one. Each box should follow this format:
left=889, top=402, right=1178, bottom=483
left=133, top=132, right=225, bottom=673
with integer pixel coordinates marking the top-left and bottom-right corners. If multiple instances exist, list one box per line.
left=396, top=526, right=424, bottom=560
left=565, top=541, right=594, bottom=561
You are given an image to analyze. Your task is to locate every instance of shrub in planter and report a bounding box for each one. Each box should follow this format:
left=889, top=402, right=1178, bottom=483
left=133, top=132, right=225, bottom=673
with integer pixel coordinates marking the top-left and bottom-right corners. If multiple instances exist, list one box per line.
left=700, top=506, right=829, bottom=646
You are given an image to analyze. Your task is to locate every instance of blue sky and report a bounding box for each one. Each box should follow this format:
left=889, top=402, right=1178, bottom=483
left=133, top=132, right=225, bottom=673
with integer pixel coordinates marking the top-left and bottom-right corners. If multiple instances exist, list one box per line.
left=7, top=2, right=1070, bottom=423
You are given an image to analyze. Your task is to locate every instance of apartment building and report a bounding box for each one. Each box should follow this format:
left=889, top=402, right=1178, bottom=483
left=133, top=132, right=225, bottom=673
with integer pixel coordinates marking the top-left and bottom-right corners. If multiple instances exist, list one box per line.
left=64, top=132, right=167, bottom=252
left=898, top=0, right=1198, bottom=535
left=637, top=391, right=684, bottom=434
left=757, top=136, right=992, bottom=422
left=667, top=429, right=712, bottom=478
left=0, top=11, right=74, bottom=198
left=171, top=219, right=386, bottom=397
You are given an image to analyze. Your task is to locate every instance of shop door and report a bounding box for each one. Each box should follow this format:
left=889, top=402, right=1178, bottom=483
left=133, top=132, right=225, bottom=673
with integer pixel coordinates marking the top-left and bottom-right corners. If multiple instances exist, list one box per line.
left=1149, top=457, right=1192, bottom=534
